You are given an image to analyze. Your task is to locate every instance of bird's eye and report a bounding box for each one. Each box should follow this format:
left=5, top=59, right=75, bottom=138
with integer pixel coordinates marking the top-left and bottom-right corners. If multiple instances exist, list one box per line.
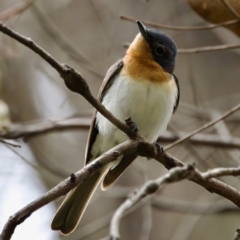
left=155, top=45, right=165, bottom=56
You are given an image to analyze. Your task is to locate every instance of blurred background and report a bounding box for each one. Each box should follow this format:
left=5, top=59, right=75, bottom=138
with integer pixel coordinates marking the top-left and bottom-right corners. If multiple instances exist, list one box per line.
left=0, top=0, right=240, bottom=239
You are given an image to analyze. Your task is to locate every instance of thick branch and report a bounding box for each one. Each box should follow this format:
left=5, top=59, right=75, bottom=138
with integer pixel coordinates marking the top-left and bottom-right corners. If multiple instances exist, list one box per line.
left=110, top=165, right=195, bottom=239
left=0, top=21, right=132, bottom=137
left=110, top=165, right=240, bottom=239
left=0, top=139, right=138, bottom=240
left=0, top=21, right=240, bottom=240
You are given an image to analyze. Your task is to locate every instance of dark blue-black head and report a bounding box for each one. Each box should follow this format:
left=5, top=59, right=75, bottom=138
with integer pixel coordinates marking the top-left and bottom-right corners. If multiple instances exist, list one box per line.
left=137, top=21, right=177, bottom=74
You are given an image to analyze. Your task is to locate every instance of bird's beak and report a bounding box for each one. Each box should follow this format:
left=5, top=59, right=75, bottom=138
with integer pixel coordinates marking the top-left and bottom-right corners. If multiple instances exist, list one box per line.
left=136, top=21, right=150, bottom=42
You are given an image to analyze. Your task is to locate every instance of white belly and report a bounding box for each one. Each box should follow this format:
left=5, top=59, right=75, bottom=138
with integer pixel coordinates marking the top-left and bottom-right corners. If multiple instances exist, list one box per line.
left=91, top=74, right=178, bottom=157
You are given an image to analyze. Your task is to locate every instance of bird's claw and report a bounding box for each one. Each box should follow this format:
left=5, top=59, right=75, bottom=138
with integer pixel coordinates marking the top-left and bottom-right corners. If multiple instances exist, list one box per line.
left=125, top=117, right=138, bottom=134
left=154, top=142, right=164, bottom=155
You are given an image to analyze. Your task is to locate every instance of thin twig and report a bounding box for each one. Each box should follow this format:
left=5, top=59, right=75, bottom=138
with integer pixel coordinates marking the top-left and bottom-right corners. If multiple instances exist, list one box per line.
left=4, top=144, right=38, bottom=170
left=0, top=42, right=17, bottom=58
left=124, top=42, right=240, bottom=53
left=152, top=197, right=239, bottom=214
left=109, top=164, right=240, bottom=239
left=0, top=0, right=36, bottom=22
left=0, top=139, right=20, bottom=148
left=0, top=117, right=90, bottom=140
left=2, top=118, right=240, bottom=149
left=178, top=43, right=240, bottom=53
left=110, top=164, right=194, bottom=239
left=31, top=4, right=104, bottom=78
left=164, top=102, right=240, bottom=150
left=221, top=0, right=240, bottom=20
left=120, top=15, right=240, bottom=31
left=201, top=166, right=240, bottom=179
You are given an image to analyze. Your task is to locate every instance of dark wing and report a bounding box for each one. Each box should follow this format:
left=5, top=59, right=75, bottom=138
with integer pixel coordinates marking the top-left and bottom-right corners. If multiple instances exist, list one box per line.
left=173, top=74, right=180, bottom=114
left=84, top=59, right=124, bottom=165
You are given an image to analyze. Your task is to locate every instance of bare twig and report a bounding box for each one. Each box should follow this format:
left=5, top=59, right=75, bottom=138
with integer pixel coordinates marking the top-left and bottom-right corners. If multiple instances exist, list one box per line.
left=0, top=42, right=17, bottom=58
left=32, top=4, right=104, bottom=78
left=0, top=138, right=20, bottom=148
left=110, top=164, right=240, bottom=239
left=178, top=44, right=240, bottom=53
left=0, top=117, right=91, bottom=140
left=201, top=166, right=240, bottom=179
left=0, top=0, right=36, bottom=22
left=120, top=15, right=240, bottom=31
left=152, top=197, right=239, bottom=214
left=124, top=42, right=240, bottom=53
left=110, top=164, right=194, bottom=240
left=164, top=102, right=240, bottom=150
left=2, top=118, right=240, bottom=149
left=221, top=0, right=240, bottom=20
left=4, top=144, right=38, bottom=170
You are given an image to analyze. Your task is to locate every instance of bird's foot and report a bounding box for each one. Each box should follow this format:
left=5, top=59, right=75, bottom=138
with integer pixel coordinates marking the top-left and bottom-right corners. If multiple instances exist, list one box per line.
left=125, top=117, right=138, bottom=135
left=154, top=142, right=164, bottom=155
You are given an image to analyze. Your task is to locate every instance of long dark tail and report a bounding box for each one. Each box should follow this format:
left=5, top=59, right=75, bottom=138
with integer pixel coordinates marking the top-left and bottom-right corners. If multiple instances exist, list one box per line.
left=51, top=170, right=104, bottom=235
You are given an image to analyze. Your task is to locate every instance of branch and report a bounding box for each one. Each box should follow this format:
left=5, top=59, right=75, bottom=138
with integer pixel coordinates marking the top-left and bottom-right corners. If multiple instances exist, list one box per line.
left=124, top=42, right=240, bottom=53
left=201, top=166, right=240, bottom=178
left=0, top=21, right=133, bottom=137
left=31, top=4, right=104, bottom=78
left=165, top=102, right=240, bottom=150
left=109, top=165, right=240, bottom=239
left=1, top=20, right=240, bottom=240
left=0, top=139, right=138, bottom=240
left=178, top=43, right=240, bottom=53
left=221, top=0, right=240, bottom=20
left=0, top=117, right=90, bottom=140
left=0, top=0, right=36, bottom=22
left=2, top=118, right=240, bottom=149
left=120, top=15, right=240, bottom=31
left=110, top=164, right=195, bottom=240
left=0, top=138, right=20, bottom=148
left=1, top=137, right=240, bottom=239
left=152, top=197, right=240, bottom=214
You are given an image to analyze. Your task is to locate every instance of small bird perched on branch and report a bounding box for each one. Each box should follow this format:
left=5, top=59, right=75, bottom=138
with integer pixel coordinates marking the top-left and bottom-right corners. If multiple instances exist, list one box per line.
left=51, top=21, right=180, bottom=235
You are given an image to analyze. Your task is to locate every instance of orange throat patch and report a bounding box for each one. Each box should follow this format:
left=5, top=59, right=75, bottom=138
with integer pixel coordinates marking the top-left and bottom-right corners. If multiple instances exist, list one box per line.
left=123, top=34, right=171, bottom=84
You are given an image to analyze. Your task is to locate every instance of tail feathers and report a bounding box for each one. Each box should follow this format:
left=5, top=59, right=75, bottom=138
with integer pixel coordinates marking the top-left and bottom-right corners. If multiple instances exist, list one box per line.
left=102, top=153, right=138, bottom=190
left=51, top=171, right=103, bottom=235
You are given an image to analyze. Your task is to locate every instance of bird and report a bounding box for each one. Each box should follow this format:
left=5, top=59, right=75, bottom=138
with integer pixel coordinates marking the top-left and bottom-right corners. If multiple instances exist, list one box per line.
left=51, top=21, right=180, bottom=235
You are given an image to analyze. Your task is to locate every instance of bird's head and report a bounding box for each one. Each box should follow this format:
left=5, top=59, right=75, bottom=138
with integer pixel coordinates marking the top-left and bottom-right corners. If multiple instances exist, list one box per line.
left=126, top=21, right=177, bottom=74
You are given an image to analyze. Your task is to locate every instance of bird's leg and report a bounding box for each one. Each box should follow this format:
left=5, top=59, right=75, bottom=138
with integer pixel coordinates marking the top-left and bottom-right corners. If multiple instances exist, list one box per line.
left=125, top=117, right=138, bottom=134
left=154, top=142, right=164, bottom=155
